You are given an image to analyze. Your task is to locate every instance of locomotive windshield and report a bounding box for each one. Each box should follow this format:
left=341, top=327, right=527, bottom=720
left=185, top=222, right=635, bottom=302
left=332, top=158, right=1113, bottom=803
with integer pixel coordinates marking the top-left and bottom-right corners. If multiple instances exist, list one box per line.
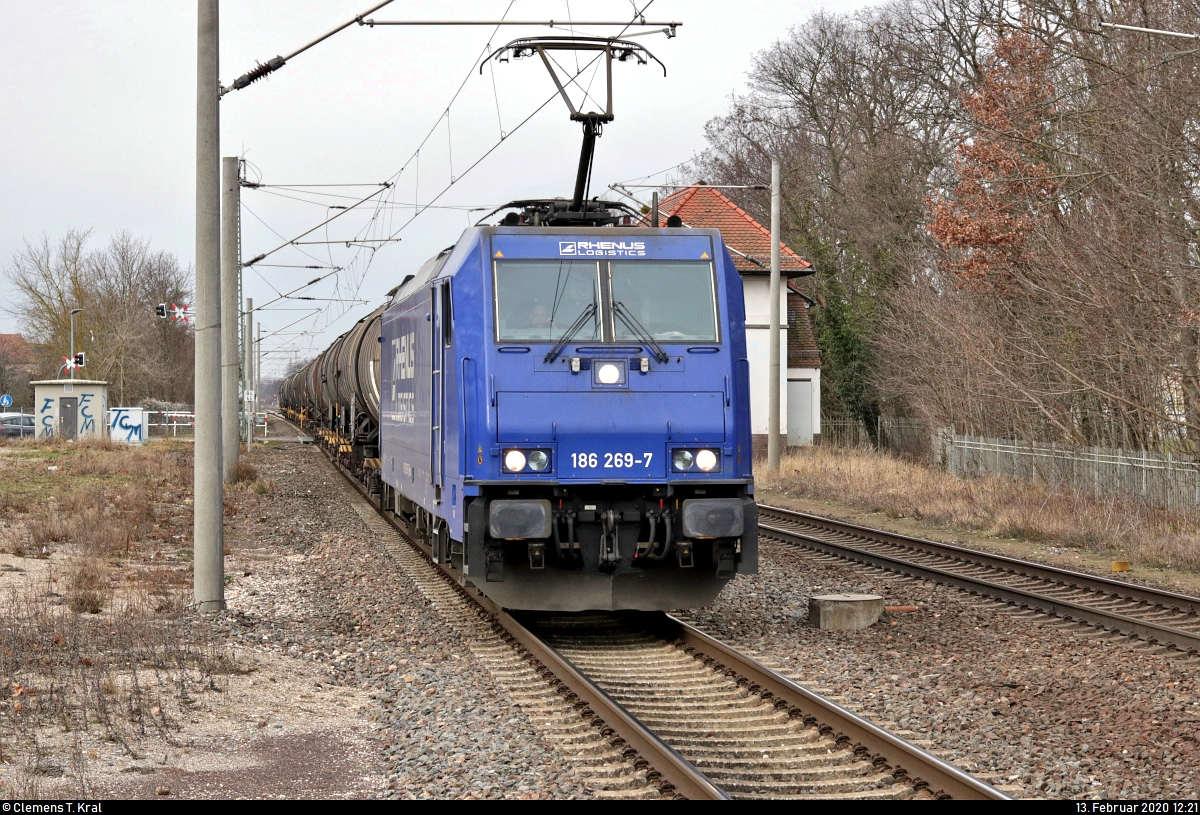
left=493, top=258, right=719, bottom=343
left=494, top=260, right=601, bottom=342
left=610, top=261, right=718, bottom=343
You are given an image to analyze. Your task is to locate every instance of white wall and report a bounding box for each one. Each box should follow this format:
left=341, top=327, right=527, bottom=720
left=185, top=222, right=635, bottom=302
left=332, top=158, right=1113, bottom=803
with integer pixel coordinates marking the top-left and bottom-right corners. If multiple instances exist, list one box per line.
left=31, top=380, right=109, bottom=441
left=741, top=276, right=789, bottom=436
left=786, top=366, right=821, bottom=443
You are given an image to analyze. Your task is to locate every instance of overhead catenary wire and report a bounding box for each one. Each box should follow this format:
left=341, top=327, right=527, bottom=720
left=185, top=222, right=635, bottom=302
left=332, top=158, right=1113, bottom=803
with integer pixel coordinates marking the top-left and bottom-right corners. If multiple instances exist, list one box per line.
left=221, top=0, right=398, bottom=94
left=254, top=263, right=339, bottom=269
left=241, top=184, right=392, bottom=267
left=249, top=1, right=665, bottom=374
left=251, top=185, right=496, bottom=208
left=241, top=202, right=332, bottom=268
left=246, top=182, right=392, bottom=188
left=359, top=18, right=680, bottom=28
left=254, top=0, right=525, bottom=342
left=377, top=0, right=662, bottom=245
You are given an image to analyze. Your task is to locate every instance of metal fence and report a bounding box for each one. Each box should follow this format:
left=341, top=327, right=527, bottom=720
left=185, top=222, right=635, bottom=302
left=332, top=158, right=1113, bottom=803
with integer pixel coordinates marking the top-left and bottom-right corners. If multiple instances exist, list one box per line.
left=145, top=411, right=196, bottom=437
left=143, top=410, right=267, bottom=438
left=819, top=415, right=931, bottom=459
left=939, top=431, right=1200, bottom=509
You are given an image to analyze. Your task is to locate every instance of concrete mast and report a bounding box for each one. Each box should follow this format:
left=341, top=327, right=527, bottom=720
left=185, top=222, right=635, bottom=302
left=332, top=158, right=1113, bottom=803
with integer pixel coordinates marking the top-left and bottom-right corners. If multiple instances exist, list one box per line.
left=194, top=0, right=225, bottom=611
left=256, top=323, right=262, bottom=430
left=221, top=156, right=241, bottom=481
left=767, top=159, right=782, bottom=473
left=244, top=298, right=254, bottom=445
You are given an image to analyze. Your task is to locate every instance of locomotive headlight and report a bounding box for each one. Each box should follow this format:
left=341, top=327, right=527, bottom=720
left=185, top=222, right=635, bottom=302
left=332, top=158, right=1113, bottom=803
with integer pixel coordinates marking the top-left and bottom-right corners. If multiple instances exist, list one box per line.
left=597, top=363, right=621, bottom=384
left=672, top=450, right=694, bottom=471
left=695, top=449, right=718, bottom=472
left=504, top=450, right=527, bottom=472
left=527, top=450, right=550, bottom=472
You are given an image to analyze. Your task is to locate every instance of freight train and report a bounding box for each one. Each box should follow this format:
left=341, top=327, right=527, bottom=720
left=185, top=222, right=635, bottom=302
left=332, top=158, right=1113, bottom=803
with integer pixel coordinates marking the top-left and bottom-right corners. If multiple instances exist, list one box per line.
left=280, top=198, right=757, bottom=611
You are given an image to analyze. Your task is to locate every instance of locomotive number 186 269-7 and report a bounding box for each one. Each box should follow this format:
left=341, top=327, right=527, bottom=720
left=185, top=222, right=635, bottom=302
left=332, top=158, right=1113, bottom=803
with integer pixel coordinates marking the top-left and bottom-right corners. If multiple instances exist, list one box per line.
left=570, top=452, right=654, bottom=469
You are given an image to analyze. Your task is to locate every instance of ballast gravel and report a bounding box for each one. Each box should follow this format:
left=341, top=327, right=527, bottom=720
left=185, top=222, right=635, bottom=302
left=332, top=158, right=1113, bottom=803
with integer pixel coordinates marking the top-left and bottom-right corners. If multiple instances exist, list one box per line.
left=679, top=538, right=1200, bottom=800
left=217, top=440, right=590, bottom=799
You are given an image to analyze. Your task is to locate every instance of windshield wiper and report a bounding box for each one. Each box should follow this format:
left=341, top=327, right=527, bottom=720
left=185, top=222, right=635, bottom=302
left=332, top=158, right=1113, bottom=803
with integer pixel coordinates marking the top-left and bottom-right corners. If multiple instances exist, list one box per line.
left=613, top=302, right=670, bottom=363
left=544, top=302, right=598, bottom=363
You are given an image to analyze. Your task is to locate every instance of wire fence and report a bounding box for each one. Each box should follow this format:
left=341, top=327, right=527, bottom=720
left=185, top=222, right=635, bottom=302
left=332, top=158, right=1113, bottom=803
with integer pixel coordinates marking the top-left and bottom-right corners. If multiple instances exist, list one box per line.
left=819, top=415, right=930, bottom=459
left=142, top=411, right=267, bottom=438
left=819, top=414, right=1200, bottom=509
left=144, top=411, right=196, bottom=437
left=938, top=431, right=1200, bottom=510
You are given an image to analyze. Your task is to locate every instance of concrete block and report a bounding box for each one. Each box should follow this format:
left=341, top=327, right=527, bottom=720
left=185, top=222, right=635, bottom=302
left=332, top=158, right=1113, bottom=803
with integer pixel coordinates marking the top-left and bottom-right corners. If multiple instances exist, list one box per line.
left=808, top=594, right=884, bottom=630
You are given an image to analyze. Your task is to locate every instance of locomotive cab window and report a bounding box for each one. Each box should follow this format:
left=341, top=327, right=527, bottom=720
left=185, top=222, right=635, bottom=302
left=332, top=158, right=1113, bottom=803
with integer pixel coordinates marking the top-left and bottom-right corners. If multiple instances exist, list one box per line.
left=494, top=260, right=601, bottom=342
left=610, top=261, right=719, bottom=343
left=440, top=281, right=453, bottom=346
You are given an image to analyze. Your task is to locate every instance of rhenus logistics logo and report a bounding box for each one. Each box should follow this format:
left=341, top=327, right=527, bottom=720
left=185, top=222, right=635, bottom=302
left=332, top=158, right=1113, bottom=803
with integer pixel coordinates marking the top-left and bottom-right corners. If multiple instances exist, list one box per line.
left=559, top=240, right=646, bottom=257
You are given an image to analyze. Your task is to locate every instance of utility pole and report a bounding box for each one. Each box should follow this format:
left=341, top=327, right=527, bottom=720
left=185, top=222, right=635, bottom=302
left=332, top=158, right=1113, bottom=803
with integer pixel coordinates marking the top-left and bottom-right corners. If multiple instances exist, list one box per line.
left=194, top=0, right=225, bottom=612
left=767, top=159, right=782, bottom=473
left=244, top=298, right=253, bottom=446
left=256, top=323, right=262, bottom=430
left=68, top=308, right=83, bottom=381
left=221, top=156, right=240, bottom=481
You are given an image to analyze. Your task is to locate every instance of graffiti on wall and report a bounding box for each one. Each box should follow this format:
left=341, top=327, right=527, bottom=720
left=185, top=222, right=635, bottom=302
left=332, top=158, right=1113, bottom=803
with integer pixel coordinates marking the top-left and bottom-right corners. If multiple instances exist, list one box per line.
left=108, top=408, right=145, bottom=444
left=39, top=397, right=54, bottom=438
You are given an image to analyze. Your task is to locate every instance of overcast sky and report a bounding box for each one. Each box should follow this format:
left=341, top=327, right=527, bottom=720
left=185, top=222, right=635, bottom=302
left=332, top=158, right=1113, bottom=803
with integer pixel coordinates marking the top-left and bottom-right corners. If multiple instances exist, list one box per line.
left=0, top=0, right=872, bottom=378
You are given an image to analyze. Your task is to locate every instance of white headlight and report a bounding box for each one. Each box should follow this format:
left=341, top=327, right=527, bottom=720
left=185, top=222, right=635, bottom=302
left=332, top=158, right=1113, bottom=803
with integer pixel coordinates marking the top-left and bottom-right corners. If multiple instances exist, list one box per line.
left=695, top=449, right=718, bottom=471
left=528, top=450, right=549, bottom=471
left=597, top=363, right=621, bottom=384
left=504, top=450, right=526, bottom=472
left=672, top=450, right=694, bottom=471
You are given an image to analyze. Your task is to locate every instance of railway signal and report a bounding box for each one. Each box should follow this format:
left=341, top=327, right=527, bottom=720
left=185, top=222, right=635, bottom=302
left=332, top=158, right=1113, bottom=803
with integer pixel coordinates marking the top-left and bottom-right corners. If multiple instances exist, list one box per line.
left=156, top=303, right=195, bottom=323
left=59, top=352, right=85, bottom=376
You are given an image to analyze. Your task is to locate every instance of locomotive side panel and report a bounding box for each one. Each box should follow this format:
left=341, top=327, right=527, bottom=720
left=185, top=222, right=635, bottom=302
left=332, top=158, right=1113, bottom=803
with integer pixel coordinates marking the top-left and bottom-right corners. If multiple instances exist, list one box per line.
left=431, top=242, right=488, bottom=543
left=381, top=287, right=434, bottom=499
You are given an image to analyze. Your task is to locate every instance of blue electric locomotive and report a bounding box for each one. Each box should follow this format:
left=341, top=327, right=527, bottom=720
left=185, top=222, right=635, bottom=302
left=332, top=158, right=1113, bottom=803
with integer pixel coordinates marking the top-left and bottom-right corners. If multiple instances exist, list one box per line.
left=282, top=199, right=757, bottom=611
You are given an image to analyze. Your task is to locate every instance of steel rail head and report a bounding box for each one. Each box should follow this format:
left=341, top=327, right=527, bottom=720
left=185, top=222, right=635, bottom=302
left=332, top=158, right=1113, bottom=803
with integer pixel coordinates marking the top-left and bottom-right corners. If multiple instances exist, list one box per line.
left=759, top=504, right=1200, bottom=616
left=665, top=616, right=1010, bottom=801
left=316, top=443, right=726, bottom=800
left=496, top=612, right=729, bottom=800
left=758, top=517, right=1200, bottom=654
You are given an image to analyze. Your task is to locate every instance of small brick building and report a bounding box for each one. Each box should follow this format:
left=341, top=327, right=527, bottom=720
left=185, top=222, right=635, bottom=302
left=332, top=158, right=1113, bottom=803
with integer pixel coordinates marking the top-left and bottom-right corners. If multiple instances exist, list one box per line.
left=646, top=185, right=822, bottom=450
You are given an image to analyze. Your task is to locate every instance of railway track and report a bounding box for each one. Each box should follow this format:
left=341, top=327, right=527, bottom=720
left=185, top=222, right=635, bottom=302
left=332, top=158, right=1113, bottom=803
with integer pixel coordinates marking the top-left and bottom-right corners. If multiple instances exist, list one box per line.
left=759, top=504, right=1200, bottom=655
left=284, top=422, right=1004, bottom=800
left=519, top=612, right=1001, bottom=799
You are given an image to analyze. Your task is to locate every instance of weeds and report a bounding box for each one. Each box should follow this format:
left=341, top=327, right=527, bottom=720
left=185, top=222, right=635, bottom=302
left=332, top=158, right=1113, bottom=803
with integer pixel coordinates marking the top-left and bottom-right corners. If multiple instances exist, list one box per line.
left=0, top=439, right=231, bottom=796
left=231, top=461, right=258, bottom=484
left=762, top=446, right=1200, bottom=572
left=66, top=559, right=108, bottom=614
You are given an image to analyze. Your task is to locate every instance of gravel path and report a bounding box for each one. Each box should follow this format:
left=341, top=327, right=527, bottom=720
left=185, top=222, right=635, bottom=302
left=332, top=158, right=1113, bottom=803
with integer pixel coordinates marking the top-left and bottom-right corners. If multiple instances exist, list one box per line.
left=218, top=441, right=601, bottom=799
left=678, top=538, right=1200, bottom=800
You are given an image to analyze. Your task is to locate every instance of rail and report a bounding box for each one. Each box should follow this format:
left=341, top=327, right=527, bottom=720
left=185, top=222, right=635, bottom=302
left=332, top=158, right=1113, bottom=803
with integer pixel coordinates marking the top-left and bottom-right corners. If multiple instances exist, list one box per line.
left=758, top=504, right=1200, bottom=654
left=667, top=617, right=1007, bottom=800
left=309, top=433, right=1004, bottom=799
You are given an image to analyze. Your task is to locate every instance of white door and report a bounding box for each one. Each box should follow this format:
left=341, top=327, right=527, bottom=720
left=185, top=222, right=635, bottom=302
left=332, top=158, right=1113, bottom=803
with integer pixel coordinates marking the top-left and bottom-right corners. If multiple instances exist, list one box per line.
left=787, top=379, right=812, bottom=446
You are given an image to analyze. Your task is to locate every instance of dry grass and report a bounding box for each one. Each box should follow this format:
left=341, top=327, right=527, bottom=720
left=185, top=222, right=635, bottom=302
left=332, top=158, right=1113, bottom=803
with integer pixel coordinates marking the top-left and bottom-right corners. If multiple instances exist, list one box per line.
left=761, top=446, right=1200, bottom=572
left=0, top=439, right=247, bottom=796
left=66, top=559, right=109, bottom=614
left=230, top=461, right=258, bottom=485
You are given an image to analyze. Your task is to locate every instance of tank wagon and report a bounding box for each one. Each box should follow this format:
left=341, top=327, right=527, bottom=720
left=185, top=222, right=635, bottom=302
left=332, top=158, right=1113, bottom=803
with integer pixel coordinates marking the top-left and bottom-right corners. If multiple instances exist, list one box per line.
left=282, top=199, right=758, bottom=611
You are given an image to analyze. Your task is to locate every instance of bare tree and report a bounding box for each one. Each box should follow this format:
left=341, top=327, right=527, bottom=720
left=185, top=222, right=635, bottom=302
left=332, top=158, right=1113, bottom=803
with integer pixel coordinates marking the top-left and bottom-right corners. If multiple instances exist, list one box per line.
left=696, top=0, right=1200, bottom=451
left=3, top=230, right=194, bottom=406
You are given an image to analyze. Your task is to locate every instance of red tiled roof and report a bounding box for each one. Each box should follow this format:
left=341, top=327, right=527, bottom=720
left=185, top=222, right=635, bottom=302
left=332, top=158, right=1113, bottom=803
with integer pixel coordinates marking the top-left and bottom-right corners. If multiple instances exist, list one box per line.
left=0, top=334, right=33, bottom=365
left=642, top=185, right=812, bottom=276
